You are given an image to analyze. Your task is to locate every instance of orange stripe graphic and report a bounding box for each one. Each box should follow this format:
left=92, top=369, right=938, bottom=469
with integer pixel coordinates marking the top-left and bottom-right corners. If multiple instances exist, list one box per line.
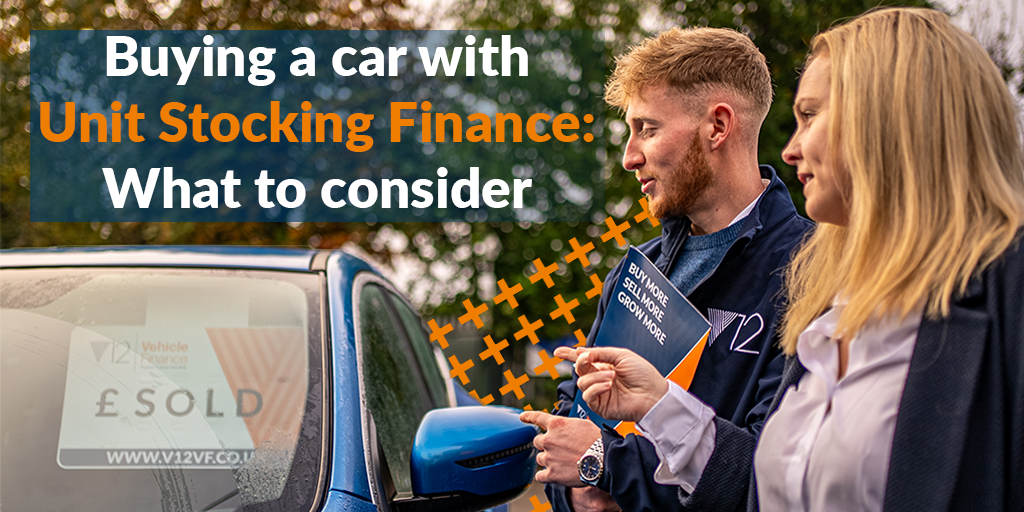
left=665, top=330, right=710, bottom=391
left=613, top=330, right=710, bottom=438
left=206, top=328, right=307, bottom=448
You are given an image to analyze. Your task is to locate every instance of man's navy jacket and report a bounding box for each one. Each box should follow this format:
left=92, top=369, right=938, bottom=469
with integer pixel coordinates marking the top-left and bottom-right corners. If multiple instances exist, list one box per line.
left=548, top=166, right=813, bottom=512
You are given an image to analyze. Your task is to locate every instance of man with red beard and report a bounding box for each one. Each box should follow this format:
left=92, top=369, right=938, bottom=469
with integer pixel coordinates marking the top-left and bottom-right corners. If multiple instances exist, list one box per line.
left=520, top=28, right=813, bottom=512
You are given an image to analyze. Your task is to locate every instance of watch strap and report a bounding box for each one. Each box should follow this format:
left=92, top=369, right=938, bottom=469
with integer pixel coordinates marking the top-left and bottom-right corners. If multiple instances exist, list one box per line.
left=577, top=437, right=604, bottom=486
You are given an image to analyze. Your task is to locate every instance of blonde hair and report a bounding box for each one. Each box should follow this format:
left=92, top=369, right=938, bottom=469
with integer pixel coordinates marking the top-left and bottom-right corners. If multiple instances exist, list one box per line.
left=780, top=8, right=1024, bottom=354
left=604, top=27, right=773, bottom=124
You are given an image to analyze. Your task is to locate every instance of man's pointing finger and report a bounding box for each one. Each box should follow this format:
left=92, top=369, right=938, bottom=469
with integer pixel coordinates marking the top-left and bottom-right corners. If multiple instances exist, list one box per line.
left=554, top=346, right=583, bottom=362
left=519, top=410, right=555, bottom=431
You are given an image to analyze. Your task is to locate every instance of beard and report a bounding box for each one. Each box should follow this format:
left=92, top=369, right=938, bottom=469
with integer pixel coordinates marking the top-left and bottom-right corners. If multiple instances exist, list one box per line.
left=648, top=132, right=715, bottom=219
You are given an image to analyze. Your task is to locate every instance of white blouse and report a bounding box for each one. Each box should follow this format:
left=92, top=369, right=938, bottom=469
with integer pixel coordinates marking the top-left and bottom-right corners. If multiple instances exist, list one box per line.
left=636, top=305, right=922, bottom=511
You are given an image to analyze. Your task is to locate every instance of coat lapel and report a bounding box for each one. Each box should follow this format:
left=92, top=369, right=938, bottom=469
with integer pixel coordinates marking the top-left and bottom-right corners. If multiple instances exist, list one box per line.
left=883, top=279, right=989, bottom=512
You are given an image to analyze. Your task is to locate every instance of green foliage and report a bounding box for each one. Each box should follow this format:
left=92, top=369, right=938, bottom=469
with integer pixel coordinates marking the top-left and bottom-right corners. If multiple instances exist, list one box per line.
left=447, top=0, right=945, bottom=404
left=458, top=0, right=936, bottom=213
left=7, top=0, right=1022, bottom=411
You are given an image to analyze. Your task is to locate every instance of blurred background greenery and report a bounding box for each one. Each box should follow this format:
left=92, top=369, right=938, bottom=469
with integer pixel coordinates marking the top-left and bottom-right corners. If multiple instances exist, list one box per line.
left=2, top=0, right=1020, bottom=407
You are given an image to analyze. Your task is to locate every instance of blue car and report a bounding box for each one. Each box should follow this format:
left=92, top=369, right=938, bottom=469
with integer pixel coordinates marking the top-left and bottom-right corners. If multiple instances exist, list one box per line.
left=0, top=247, right=535, bottom=512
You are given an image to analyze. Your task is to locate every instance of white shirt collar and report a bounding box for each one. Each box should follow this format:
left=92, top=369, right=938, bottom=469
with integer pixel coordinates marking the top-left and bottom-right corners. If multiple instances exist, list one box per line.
left=796, top=303, right=923, bottom=397
left=726, top=179, right=770, bottom=228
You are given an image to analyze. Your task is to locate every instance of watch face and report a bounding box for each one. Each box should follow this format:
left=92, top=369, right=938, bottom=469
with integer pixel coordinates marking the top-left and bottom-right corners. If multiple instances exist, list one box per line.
left=580, top=454, right=601, bottom=481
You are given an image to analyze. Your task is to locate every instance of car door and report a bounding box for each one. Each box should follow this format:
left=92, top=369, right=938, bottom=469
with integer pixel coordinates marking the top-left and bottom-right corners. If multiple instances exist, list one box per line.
left=352, top=274, right=450, bottom=510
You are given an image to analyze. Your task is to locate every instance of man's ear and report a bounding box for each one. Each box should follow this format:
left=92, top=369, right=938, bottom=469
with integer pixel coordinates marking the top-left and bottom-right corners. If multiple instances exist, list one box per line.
left=708, top=103, right=736, bottom=151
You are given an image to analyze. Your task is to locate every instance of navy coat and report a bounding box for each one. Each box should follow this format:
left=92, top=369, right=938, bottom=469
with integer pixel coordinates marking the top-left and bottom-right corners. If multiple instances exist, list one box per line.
left=547, top=166, right=813, bottom=512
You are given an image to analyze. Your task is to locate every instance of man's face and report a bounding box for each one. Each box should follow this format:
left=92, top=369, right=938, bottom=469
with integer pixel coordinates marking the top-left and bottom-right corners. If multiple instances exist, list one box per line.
left=622, top=85, right=714, bottom=219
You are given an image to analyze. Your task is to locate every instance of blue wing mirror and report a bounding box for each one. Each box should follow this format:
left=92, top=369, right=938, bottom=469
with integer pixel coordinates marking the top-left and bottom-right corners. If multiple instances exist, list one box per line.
left=393, top=406, right=537, bottom=512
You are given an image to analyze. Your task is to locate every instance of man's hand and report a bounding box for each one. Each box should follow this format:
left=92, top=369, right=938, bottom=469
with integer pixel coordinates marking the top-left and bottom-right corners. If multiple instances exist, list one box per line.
left=555, top=346, right=668, bottom=423
left=519, top=411, right=601, bottom=487
left=569, top=487, right=622, bottom=512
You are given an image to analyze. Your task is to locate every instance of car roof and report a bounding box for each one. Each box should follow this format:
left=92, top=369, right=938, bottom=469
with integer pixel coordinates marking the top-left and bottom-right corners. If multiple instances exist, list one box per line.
left=0, top=246, right=321, bottom=271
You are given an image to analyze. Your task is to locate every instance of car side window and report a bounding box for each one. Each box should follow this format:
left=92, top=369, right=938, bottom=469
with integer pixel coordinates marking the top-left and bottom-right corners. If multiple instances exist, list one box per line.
left=357, top=283, right=433, bottom=498
left=388, top=294, right=449, bottom=408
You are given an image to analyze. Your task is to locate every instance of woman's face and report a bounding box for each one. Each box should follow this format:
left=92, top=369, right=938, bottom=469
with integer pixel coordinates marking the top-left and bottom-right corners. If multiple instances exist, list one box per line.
left=782, top=57, right=850, bottom=226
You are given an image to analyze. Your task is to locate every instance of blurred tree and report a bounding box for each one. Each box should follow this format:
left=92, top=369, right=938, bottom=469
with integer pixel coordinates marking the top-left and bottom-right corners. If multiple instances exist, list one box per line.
left=943, top=0, right=1024, bottom=102
left=437, top=0, right=948, bottom=405
left=2, top=0, right=649, bottom=408
left=457, top=0, right=940, bottom=210
left=9, top=0, right=1021, bottom=412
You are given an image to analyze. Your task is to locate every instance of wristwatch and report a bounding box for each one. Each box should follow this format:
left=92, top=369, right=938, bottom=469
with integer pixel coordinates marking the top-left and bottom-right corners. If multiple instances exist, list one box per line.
left=577, top=438, right=604, bottom=486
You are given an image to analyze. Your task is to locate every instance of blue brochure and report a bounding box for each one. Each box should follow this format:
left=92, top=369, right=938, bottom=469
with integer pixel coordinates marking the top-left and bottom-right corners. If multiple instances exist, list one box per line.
left=572, top=247, right=711, bottom=436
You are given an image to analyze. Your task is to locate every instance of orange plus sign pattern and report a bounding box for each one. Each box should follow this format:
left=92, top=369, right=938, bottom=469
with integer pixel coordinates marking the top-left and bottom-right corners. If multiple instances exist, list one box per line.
left=601, top=216, right=632, bottom=247
left=514, top=314, right=545, bottom=345
left=564, top=237, right=596, bottom=268
left=428, top=319, right=453, bottom=349
left=499, top=369, right=530, bottom=400
left=528, top=258, right=560, bottom=288
left=549, top=294, right=580, bottom=324
left=419, top=200, right=660, bottom=510
left=493, top=279, right=524, bottom=309
left=458, top=298, right=489, bottom=328
left=533, top=349, right=564, bottom=379
left=529, top=495, right=553, bottom=512
left=479, top=335, right=510, bottom=365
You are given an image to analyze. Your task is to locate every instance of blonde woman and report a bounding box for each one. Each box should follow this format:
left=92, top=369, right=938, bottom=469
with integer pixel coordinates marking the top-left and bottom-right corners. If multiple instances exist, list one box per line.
left=559, top=8, right=1024, bottom=512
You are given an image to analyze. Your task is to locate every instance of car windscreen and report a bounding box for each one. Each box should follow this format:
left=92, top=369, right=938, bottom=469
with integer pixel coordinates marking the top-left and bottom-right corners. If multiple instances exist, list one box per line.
left=0, top=267, right=325, bottom=512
